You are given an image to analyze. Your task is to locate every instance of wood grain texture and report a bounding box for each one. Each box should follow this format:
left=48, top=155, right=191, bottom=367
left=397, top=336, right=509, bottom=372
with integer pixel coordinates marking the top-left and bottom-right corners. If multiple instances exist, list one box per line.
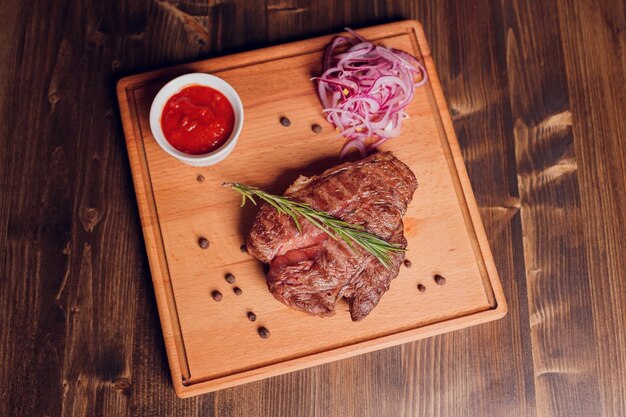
left=556, top=1, right=626, bottom=415
left=503, top=1, right=602, bottom=416
left=1, top=0, right=625, bottom=415
left=402, top=2, right=536, bottom=417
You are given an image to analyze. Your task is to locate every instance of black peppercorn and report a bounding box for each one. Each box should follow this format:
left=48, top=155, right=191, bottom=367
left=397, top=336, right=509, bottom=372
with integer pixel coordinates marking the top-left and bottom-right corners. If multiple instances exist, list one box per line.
left=247, top=312, right=257, bottom=322
left=258, top=327, right=270, bottom=339
left=311, top=124, right=322, bottom=133
left=211, top=290, right=223, bottom=301
left=225, top=273, right=236, bottom=284
left=280, top=116, right=291, bottom=127
left=233, top=287, right=242, bottom=295
left=198, top=237, right=210, bottom=249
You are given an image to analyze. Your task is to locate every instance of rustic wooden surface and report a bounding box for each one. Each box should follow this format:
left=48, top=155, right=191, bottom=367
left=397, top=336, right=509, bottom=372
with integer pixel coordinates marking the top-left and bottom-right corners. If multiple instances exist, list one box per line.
left=0, top=0, right=624, bottom=415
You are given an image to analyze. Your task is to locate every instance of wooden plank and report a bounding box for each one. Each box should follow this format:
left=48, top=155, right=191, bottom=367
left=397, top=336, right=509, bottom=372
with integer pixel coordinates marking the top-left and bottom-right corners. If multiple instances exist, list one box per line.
left=397, top=1, right=537, bottom=416
left=0, top=4, right=39, bottom=416
left=265, top=0, right=414, bottom=43
left=503, top=1, right=604, bottom=416
left=267, top=0, right=312, bottom=41
left=556, top=0, right=626, bottom=415
left=117, top=20, right=506, bottom=397
left=152, top=0, right=268, bottom=56
left=0, top=0, right=21, bottom=299
left=0, top=1, right=142, bottom=416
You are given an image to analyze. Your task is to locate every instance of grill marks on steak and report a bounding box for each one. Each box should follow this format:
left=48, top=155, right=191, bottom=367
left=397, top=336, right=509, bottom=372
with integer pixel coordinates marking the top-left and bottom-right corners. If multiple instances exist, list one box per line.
left=246, top=152, right=417, bottom=321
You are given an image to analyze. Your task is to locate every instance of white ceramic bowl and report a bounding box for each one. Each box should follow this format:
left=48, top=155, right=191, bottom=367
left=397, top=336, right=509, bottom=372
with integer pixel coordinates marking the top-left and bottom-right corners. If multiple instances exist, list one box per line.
left=149, top=73, right=244, bottom=166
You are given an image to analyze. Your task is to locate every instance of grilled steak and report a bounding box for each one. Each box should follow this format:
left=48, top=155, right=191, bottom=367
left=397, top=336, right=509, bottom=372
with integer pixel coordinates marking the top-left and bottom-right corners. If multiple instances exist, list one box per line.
left=247, top=152, right=418, bottom=321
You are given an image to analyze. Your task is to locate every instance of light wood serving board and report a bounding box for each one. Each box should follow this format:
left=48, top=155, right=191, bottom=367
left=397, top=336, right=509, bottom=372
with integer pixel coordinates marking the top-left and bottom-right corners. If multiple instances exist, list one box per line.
left=116, top=20, right=507, bottom=398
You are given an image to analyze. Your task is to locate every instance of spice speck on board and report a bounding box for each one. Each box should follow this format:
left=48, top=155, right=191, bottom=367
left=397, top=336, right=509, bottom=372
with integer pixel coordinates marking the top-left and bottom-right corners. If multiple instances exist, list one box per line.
left=258, top=327, right=270, bottom=339
left=197, top=175, right=205, bottom=182
left=404, top=259, right=412, bottom=268
left=233, top=287, right=242, bottom=295
left=247, top=311, right=257, bottom=322
left=225, top=273, right=236, bottom=284
left=198, top=237, right=210, bottom=249
left=311, top=124, right=322, bottom=133
left=280, top=116, right=291, bottom=127
left=211, top=290, right=223, bottom=301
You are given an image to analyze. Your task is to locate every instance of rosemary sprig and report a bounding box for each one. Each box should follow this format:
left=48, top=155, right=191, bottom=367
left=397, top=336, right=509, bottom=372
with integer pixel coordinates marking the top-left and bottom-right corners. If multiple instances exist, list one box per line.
left=223, top=182, right=405, bottom=269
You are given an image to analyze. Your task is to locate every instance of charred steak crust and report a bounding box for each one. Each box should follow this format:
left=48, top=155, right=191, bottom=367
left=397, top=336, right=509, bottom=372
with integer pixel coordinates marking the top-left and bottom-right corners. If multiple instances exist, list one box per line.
left=246, top=152, right=418, bottom=321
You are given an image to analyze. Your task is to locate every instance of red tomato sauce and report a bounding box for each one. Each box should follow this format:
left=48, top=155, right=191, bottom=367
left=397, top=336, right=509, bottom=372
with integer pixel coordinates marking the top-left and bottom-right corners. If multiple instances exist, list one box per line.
left=161, top=85, right=235, bottom=155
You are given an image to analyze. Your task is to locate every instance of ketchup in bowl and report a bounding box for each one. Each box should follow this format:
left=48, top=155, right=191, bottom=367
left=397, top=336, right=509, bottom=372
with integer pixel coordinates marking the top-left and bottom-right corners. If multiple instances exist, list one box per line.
left=160, top=85, right=235, bottom=155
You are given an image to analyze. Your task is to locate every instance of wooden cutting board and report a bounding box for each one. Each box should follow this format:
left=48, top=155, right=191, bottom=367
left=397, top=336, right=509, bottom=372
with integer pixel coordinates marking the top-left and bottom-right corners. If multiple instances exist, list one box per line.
left=116, top=20, right=507, bottom=398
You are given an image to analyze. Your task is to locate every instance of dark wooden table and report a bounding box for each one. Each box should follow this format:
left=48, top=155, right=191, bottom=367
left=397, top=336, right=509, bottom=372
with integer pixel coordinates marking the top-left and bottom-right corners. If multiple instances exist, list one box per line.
left=1, top=1, right=625, bottom=416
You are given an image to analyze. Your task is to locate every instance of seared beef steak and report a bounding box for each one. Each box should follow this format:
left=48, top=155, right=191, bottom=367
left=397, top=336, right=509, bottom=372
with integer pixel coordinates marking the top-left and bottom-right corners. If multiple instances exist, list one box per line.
left=246, top=152, right=418, bottom=321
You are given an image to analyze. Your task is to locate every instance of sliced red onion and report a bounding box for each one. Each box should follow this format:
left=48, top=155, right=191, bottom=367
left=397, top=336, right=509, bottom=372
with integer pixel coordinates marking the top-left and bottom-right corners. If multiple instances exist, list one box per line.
left=340, top=139, right=367, bottom=159
left=315, top=28, right=428, bottom=157
left=345, top=27, right=368, bottom=42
